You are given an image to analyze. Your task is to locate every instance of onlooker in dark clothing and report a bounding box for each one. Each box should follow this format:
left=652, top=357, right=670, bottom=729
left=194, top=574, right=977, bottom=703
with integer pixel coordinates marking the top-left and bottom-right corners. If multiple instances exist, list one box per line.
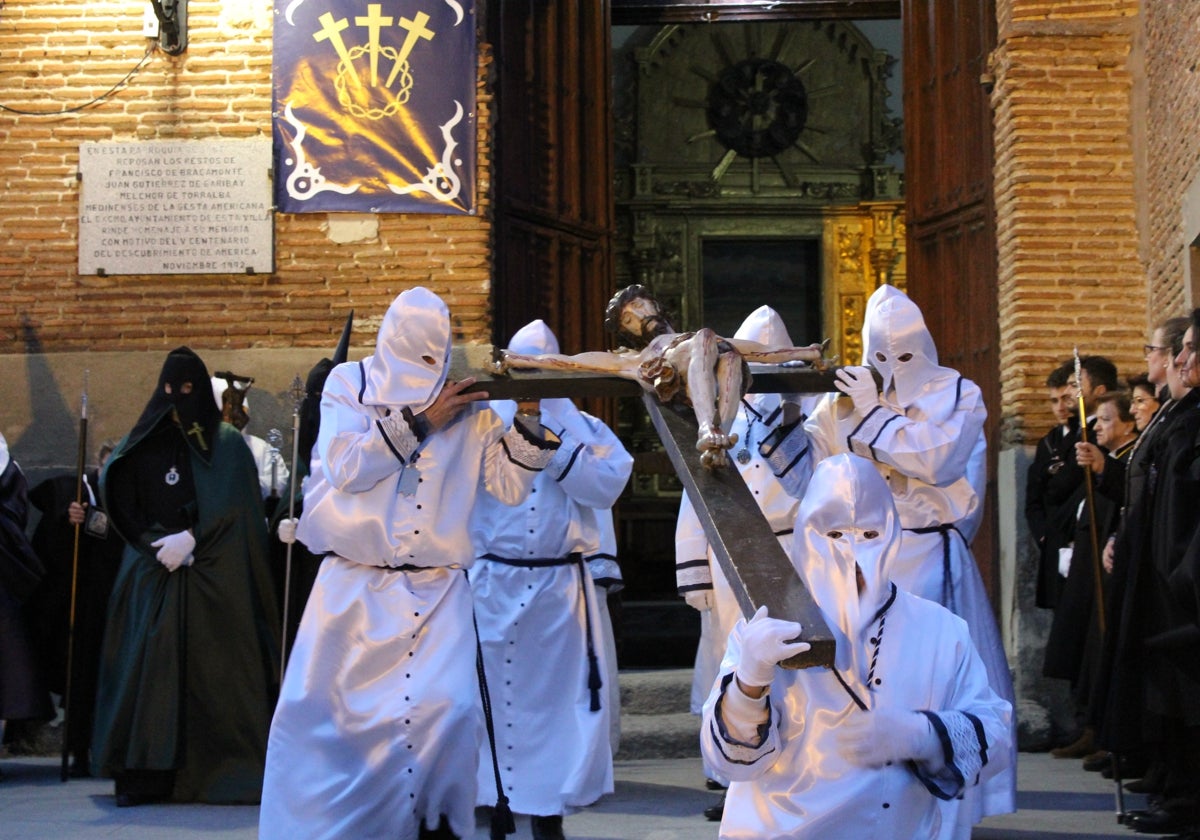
left=1097, top=314, right=1200, bottom=835
left=1044, top=392, right=1136, bottom=756
left=26, top=441, right=124, bottom=776
left=1027, top=360, right=1086, bottom=610
left=0, top=431, right=55, bottom=760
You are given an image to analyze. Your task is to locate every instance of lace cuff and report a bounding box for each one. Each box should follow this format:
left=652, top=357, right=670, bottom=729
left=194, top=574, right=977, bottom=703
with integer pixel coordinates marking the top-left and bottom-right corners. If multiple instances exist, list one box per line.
left=708, top=673, right=775, bottom=766
left=377, top=411, right=421, bottom=462
left=676, top=557, right=713, bottom=594
left=911, top=709, right=989, bottom=801
left=847, top=405, right=901, bottom=462
left=501, top=418, right=559, bottom=470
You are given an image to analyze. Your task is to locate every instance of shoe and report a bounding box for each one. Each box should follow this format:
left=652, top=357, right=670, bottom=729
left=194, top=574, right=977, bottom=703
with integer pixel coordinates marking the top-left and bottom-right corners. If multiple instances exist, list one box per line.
left=1100, top=754, right=1147, bottom=780
left=1081, top=751, right=1111, bottom=772
left=1051, top=728, right=1095, bottom=759
left=531, top=814, right=565, bottom=840
left=1126, top=805, right=1196, bottom=835
left=705, top=778, right=727, bottom=791
left=704, top=796, right=725, bottom=822
left=1126, top=764, right=1167, bottom=795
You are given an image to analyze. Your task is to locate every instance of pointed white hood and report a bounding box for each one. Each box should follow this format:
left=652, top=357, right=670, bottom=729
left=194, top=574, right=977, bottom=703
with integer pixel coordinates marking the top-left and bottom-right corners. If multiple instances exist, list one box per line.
left=494, top=319, right=588, bottom=437
left=735, top=305, right=793, bottom=417
left=862, top=284, right=944, bottom=407
left=790, top=453, right=899, bottom=687
left=0, top=431, right=9, bottom=474
left=361, top=287, right=452, bottom=413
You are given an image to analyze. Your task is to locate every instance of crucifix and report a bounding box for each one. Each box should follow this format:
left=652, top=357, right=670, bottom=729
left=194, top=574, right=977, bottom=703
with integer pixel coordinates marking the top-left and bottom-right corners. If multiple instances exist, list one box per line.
left=451, top=342, right=838, bottom=669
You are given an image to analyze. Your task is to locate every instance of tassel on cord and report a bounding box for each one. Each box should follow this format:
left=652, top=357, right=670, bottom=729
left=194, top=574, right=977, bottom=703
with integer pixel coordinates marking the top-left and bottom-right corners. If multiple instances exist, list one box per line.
left=490, top=794, right=516, bottom=840
left=587, top=649, right=603, bottom=712
left=473, top=599, right=515, bottom=837
left=579, top=555, right=603, bottom=713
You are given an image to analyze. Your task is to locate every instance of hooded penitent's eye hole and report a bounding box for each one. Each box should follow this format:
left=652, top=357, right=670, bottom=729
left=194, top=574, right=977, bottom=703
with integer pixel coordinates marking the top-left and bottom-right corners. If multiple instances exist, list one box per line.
left=898, top=353, right=913, bottom=363
left=875, top=352, right=887, bottom=363
left=422, top=354, right=437, bottom=365
left=164, top=383, right=173, bottom=394
left=825, top=530, right=844, bottom=539
left=180, top=381, right=193, bottom=394
left=863, top=530, right=879, bottom=539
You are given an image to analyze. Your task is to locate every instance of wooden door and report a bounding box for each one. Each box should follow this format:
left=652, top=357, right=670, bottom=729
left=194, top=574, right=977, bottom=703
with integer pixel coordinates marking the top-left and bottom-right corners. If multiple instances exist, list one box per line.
left=902, top=0, right=1001, bottom=593
left=488, top=1, right=614, bottom=359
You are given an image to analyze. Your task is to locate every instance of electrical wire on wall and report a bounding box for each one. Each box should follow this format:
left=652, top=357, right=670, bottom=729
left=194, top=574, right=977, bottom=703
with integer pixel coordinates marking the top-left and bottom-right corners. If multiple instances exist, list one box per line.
left=0, top=45, right=157, bottom=117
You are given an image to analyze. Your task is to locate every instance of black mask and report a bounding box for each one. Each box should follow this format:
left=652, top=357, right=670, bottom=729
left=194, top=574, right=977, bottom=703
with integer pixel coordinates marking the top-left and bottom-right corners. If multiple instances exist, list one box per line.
left=128, top=347, right=221, bottom=462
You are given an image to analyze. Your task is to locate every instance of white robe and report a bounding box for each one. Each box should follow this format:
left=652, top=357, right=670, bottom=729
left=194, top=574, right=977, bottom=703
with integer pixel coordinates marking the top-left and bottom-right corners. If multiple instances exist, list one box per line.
left=469, top=407, right=631, bottom=816
left=243, top=431, right=289, bottom=500
left=259, top=359, right=553, bottom=840
left=702, top=588, right=1012, bottom=840
left=804, top=383, right=1017, bottom=823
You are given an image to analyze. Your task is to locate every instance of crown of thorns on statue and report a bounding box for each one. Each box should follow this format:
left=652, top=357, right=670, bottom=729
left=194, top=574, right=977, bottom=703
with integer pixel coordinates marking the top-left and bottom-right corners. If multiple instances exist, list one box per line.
left=604, top=284, right=675, bottom=349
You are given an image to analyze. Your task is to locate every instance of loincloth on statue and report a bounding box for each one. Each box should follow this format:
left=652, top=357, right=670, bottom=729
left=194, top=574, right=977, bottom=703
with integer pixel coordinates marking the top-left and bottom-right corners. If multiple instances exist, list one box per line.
left=636, top=334, right=751, bottom=405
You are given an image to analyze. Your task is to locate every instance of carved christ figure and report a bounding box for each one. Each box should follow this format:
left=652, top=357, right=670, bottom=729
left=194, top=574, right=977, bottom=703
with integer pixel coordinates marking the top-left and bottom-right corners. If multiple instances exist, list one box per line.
left=494, top=285, right=827, bottom=467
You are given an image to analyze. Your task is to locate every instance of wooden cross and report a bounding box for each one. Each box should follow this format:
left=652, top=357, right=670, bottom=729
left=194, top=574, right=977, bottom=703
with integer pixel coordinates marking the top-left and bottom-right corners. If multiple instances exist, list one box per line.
left=453, top=344, right=836, bottom=669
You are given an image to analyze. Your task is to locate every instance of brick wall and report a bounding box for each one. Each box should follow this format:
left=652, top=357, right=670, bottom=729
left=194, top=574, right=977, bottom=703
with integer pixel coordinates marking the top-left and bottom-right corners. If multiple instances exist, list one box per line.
left=992, top=0, right=1146, bottom=445
left=5, top=0, right=1200, bottom=454
left=1143, top=6, right=1200, bottom=316
left=0, top=0, right=495, bottom=356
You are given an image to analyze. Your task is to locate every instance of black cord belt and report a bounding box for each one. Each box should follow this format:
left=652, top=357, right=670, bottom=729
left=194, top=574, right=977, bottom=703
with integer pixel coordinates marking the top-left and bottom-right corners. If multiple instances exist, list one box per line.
left=480, top=551, right=583, bottom=568
left=905, top=523, right=964, bottom=613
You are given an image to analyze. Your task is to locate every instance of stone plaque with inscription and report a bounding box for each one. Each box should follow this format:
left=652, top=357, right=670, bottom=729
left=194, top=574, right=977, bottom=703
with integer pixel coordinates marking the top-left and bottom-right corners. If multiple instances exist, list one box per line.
left=78, top=139, right=274, bottom=275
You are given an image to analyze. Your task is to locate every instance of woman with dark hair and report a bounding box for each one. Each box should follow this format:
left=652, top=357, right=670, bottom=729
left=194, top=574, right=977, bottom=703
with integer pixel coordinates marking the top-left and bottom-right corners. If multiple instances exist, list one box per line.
left=1128, top=374, right=1162, bottom=434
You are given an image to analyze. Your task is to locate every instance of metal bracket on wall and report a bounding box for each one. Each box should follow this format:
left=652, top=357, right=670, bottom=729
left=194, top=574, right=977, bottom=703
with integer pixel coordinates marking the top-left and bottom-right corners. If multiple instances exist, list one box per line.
left=150, top=0, right=187, bottom=56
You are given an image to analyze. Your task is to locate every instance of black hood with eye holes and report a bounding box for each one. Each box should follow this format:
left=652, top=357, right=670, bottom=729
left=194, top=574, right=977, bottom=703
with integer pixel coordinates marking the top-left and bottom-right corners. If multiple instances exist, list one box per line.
left=126, top=346, right=222, bottom=463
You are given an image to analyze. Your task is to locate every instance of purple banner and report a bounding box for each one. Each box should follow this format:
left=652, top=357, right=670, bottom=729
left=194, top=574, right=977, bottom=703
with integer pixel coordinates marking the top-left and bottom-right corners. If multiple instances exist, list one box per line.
left=273, top=0, right=476, bottom=214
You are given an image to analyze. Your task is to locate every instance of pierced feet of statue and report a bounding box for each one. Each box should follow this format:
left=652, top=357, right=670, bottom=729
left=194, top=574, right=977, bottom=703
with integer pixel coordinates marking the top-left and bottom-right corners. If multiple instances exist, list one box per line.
left=698, top=430, right=738, bottom=469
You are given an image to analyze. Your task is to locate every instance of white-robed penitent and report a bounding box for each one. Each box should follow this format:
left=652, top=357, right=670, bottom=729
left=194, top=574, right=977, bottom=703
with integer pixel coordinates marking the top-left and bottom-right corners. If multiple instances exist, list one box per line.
left=802, top=285, right=1017, bottom=824
left=259, top=290, right=557, bottom=840
left=469, top=320, right=633, bottom=818
left=701, top=454, right=1012, bottom=840
left=675, top=306, right=812, bottom=780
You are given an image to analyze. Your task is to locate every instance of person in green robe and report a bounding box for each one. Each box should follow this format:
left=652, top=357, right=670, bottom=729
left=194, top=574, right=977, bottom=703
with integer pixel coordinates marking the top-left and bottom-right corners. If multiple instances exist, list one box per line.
left=92, top=346, right=280, bottom=806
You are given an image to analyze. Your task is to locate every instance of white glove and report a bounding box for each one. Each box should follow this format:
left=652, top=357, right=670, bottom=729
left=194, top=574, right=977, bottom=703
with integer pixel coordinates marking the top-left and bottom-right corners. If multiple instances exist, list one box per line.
left=684, top=589, right=714, bottom=612
left=151, top=530, right=195, bottom=572
left=278, top=517, right=298, bottom=545
left=835, top=366, right=879, bottom=415
left=839, top=709, right=942, bottom=768
left=734, top=605, right=811, bottom=690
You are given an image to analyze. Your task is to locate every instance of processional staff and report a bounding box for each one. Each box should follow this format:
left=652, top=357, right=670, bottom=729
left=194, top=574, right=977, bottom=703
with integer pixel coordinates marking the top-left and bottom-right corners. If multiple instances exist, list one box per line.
left=1074, top=349, right=1126, bottom=822
left=60, top=371, right=88, bottom=783
left=280, top=374, right=305, bottom=682
left=1073, top=349, right=1106, bottom=637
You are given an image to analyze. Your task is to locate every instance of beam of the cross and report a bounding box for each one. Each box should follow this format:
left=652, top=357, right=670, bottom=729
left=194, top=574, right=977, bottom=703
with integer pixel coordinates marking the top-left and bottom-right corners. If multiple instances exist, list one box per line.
left=385, top=11, right=435, bottom=88
left=454, top=343, right=839, bottom=669
left=355, top=4, right=393, bottom=87
left=314, top=13, right=357, bottom=87
left=450, top=343, right=847, bottom=400
left=642, top=393, right=835, bottom=669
